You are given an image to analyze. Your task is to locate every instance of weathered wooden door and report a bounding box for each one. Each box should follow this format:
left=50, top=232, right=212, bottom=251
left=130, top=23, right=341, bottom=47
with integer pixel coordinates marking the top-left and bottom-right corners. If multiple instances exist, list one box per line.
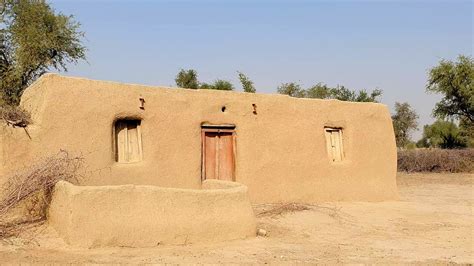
left=202, top=127, right=235, bottom=181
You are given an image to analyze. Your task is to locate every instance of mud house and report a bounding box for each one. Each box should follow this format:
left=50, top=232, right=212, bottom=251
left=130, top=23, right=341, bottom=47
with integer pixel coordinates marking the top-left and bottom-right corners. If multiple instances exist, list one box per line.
left=0, top=74, right=398, bottom=203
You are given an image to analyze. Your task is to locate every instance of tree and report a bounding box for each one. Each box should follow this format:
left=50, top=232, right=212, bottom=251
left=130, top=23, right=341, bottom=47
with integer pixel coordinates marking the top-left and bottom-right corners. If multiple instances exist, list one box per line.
left=277, top=82, right=305, bottom=97
left=353, top=89, right=383, bottom=102
left=391, top=102, right=419, bottom=148
left=237, top=71, right=255, bottom=93
left=426, top=55, right=474, bottom=124
left=417, top=120, right=467, bottom=149
left=200, top=79, right=234, bottom=91
left=174, top=69, right=235, bottom=91
left=278, top=82, right=382, bottom=103
left=305, top=83, right=332, bottom=99
left=208, top=79, right=234, bottom=91
left=459, top=118, right=474, bottom=147
left=175, top=69, right=199, bottom=89
left=323, top=86, right=382, bottom=102
left=0, top=0, right=86, bottom=106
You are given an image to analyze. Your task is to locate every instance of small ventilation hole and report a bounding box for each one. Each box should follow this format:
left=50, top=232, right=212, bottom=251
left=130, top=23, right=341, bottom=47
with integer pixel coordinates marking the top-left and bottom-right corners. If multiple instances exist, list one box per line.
left=221, top=106, right=226, bottom=112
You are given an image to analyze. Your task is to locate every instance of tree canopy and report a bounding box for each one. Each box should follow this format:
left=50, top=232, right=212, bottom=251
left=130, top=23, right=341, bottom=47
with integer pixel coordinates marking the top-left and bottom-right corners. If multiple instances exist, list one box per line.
left=201, top=79, right=234, bottom=91
left=427, top=55, right=474, bottom=124
left=417, top=120, right=467, bottom=149
left=0, top=0, right=86, bottom=106
left=277, top=82, right=382, bottom=103
left=174, top=69, right=236, bottom=91
left=237, top=71, right=255, bottom=93
left=175, top=69, right=199, bottom=90
left=277, top=82, right=305, bottom=97
left=391, top=102, right=418, bottom=148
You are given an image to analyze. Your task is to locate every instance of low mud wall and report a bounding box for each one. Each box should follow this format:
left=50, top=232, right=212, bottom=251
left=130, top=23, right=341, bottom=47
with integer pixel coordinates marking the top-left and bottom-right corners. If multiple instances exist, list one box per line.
left=48, top=180, right=256, bottom=248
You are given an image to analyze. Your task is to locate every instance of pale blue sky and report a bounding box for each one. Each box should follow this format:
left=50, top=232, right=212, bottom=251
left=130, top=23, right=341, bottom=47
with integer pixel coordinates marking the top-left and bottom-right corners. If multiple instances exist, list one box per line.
left=51, top=0, right=473, bottom=139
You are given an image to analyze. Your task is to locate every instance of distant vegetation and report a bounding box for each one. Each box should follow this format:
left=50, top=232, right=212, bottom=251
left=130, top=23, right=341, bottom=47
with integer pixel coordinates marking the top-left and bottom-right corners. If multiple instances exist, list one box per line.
left=277, top=82, right=382, bottom=102
left=417, top=120, right=469, bottom=149
left=393, top=55, right=473, bottom=150
left=392, top=102, right=419, bottom=148
left=237, top=72, right=256, bottom=93
left=426, top=55, right=473, bottom=124
left=175, top=69, right=245, bottom=92
left=174, top=69, right=382, bottom=103
left=398, top=148, right=473, bottom=173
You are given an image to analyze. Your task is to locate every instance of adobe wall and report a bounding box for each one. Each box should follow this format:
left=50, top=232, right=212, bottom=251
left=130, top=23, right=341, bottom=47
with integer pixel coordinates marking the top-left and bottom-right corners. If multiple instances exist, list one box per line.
left=48, top=180, right=256, bottom=247
left=0, top=74, right=398, bottom=203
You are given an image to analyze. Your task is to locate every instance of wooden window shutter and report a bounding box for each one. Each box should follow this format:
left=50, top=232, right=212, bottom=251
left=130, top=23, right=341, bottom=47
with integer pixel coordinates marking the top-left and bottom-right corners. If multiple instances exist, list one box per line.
left=115, top=120, right=143, bottom=163
left=324, top=127, right=344, bottom=162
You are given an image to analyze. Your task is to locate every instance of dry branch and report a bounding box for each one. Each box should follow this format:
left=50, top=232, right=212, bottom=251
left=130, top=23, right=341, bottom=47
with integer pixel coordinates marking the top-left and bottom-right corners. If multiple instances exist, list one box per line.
left=0, top=105, right=32, bottom=127
left=0, top=150, right=82, bottom=238
left=398, top=148, right=474, bottom=173
left=0, top=218, right=45, bottom=239
left=256, top=203, right=311, bottom=218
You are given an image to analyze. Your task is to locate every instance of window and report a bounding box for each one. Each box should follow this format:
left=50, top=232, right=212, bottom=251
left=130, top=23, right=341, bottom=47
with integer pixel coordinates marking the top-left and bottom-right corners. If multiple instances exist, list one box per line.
left=115, top=120, right=143, bottom=163
left=324, top=127, right=344, bottom=162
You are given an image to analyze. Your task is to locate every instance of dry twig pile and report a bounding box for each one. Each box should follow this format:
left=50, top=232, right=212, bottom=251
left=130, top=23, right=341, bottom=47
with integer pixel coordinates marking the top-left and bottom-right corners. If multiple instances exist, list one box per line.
left=0, top=150, right=82, bottom=238
left=0, top=105, right=32, bottom=127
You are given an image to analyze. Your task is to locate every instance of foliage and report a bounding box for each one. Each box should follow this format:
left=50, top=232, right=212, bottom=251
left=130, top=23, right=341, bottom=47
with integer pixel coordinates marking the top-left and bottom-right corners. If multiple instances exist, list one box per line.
left=175, top=69, right=235, bottom=91
left=278, top=82, right=382, bottom=102
left=175, top=69, right=199, bottom=89
left=307, top=84, right=382, bottom=102
left=0, top=0, right=86, bottom=106
left=391, top=102, right=418, bottom=148
left=426, top=55, right=474, bottom=124
left=200, top=79, right=234, bottom=91
left=417, top=120, right=468, bottom=149
left=305, top=83, right=332, bottom=99
left=277, top=82, right=305, bottom=97
left=397, top=148, right=474, bottom=173
left=208, top=79, right=234, bottom=91
left=459, top=118, right=474, bottom=147
left=237, top=71, right=255, bottom=93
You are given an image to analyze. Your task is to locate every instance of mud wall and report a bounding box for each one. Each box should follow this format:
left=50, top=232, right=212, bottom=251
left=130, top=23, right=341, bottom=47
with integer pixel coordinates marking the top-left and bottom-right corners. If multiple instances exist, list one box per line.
left=1, top=74, right=398, bottom=203
left=48, top=180, right=256, bottom=248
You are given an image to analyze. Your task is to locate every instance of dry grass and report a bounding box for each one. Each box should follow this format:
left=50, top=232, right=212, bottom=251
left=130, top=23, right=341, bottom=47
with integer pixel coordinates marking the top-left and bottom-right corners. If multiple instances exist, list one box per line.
left=0, top=150, right=83, bottom=238
left=256, top=203, right=311, bottom=218
left=255, top=203, right=354, bottom=225
left=0, top=105, right=32, bottom=127
left=398, top=148, right=474, bottom=173
left=0, top=218, right=45, bottom=239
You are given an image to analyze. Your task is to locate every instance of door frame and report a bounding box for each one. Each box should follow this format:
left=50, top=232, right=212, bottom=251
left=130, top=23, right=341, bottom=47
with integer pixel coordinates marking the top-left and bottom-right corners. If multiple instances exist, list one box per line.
left=201, top=124, right=236, bottom=181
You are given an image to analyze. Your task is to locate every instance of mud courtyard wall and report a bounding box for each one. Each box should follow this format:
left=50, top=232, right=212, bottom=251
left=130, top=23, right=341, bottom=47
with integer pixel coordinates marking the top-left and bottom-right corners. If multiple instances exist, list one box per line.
left=0, top=74, right=398, bottom=203
left=48, top=180, right=256, bottom=247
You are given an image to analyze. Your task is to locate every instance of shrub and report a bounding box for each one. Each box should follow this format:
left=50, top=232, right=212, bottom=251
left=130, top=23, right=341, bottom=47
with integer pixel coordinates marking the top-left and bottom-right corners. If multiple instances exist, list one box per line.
left=398, top=148, right=474, bottom=173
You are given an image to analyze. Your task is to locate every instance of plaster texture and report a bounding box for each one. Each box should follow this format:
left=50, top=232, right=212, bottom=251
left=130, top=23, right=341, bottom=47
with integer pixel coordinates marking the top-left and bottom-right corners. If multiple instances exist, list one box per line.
left=48, top=179, right=256, bottom=248
left=1, top=74, right=398, bottom=203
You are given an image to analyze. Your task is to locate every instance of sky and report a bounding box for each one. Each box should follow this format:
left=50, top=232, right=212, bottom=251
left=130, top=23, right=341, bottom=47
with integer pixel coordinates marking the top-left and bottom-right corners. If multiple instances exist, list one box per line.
left=51, top=0, right=473, bottom=139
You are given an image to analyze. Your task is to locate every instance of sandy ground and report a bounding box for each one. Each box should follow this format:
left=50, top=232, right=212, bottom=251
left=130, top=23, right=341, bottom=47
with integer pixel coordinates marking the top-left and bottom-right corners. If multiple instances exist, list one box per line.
left=0, top=173, right=472, bottom=264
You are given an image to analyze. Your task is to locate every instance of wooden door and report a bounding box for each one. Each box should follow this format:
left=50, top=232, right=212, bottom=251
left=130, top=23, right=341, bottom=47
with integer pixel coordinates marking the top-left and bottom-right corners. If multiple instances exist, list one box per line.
left=202, top=129, right=235, bottom=181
